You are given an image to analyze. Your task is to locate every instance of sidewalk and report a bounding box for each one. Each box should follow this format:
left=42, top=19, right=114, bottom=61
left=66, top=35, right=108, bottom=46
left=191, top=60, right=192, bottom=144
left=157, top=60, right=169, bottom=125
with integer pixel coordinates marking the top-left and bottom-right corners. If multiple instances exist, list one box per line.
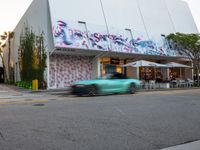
left=0, top=83, right=31, bottom=93
left=161, top=140, right=200, bottom=150
left=0, top=84, right=54, bottom=104
left=1, top=83, right=200, bottom=95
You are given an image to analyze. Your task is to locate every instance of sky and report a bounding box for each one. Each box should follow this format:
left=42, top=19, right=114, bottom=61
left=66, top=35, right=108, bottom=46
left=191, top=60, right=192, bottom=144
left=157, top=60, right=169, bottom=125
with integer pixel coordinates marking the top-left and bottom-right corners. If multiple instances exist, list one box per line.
left=0, top=0, right=199, bottom=35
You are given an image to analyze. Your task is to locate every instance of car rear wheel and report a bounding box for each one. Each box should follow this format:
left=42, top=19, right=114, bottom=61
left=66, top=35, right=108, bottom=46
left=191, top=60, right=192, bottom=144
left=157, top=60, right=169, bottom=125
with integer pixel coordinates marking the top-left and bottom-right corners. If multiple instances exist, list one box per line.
left=86, top=85, right=97, bottom=96
left=129, top=83, right=136, bottom=94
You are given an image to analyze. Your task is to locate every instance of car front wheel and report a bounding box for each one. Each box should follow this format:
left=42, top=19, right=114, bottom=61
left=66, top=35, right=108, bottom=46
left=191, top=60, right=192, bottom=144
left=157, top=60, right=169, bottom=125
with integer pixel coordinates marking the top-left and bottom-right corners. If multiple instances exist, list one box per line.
left=86, top=85, right=97, bottom=96
left=128, top=83, right=136, bottom=94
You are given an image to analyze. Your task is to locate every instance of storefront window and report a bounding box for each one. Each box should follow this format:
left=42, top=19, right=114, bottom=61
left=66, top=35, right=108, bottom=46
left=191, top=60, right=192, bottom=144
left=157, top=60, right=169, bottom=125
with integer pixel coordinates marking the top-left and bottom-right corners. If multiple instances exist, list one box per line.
left=116, top=66, right=122, bottom=73
left=139, top=67, right=156, bottom=80
left=169, top=68, right=185, bottom=79
left=100, top=57, right=123, bottom=77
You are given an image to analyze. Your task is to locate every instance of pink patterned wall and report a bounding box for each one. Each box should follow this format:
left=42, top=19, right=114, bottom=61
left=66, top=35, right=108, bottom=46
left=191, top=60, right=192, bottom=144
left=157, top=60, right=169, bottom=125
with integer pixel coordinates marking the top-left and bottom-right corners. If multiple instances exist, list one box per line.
left=49, top=54, right=92, bottom=88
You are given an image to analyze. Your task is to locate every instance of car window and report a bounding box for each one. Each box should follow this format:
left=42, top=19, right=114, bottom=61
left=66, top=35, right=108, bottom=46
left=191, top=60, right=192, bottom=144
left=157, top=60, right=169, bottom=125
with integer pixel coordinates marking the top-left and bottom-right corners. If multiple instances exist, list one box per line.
left=110, top=73, right=128, bottom=79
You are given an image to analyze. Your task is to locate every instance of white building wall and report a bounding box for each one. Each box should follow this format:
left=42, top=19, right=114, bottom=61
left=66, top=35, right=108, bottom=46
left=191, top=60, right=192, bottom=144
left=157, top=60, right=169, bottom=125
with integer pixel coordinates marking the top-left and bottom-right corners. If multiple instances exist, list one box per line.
left=101, top=0, right=146, bottom=32
left=49, top=0, right=198, bottom=35
left=49, top=0, right=198, bottom=58
left=166, top=0, right=198, bottom=33
left=8, top=0, right=198, bottom=88
left=11, top=0, right=198, bottom=60
left=138, top=0, right=176, bottom=35
left=48, top=0, right=107, bottom=26
left=11, top=0, right=54, bottom=81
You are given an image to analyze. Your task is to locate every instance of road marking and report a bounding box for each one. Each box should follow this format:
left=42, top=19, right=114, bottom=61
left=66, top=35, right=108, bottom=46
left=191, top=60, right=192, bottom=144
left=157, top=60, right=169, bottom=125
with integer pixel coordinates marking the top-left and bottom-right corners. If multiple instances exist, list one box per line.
left=0, top=100, right=49, bottom=105
left=159, top=92, right=174, bottom=95
left=115, top=107, right=125, bottom=115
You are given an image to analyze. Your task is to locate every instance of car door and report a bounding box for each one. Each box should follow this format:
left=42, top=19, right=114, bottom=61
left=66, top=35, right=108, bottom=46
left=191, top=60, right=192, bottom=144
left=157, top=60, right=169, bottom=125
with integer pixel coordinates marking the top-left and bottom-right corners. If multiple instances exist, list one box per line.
left=109, top=73, right=131, bottom=93
left=101, top=74, right=126, bottom=93
left=107, top=79, right=122, bottom=93
left=114, top=79, right=129, bottom=93
left=98, top=79, right=118, bottom=93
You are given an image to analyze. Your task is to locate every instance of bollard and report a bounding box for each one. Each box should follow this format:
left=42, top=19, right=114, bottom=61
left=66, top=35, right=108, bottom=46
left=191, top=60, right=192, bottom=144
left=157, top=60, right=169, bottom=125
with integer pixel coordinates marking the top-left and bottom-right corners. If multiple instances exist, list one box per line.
left=32, top=79, right=38, bottom=91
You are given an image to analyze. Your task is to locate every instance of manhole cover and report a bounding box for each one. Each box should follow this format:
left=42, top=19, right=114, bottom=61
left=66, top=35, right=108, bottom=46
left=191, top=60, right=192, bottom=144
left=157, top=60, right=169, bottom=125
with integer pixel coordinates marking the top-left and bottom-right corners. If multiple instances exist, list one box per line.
left=25, top=99, right=32, bottom=101
left=33, top=103, right=45, bottom=106
left=49, top=99, right=57, bottom=101
left=12, top=94, right=23, bottom=96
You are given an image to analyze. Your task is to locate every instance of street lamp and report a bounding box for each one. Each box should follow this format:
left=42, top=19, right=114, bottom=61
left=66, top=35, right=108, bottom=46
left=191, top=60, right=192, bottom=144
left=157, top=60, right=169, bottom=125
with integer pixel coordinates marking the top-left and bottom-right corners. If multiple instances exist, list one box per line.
left=125, top=28, right=135, bottom=49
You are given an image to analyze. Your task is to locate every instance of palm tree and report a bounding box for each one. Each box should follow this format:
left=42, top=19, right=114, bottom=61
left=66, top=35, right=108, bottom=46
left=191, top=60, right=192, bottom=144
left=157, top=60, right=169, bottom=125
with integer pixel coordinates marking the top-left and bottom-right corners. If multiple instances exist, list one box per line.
left=0, top=41, right=7, bottom=82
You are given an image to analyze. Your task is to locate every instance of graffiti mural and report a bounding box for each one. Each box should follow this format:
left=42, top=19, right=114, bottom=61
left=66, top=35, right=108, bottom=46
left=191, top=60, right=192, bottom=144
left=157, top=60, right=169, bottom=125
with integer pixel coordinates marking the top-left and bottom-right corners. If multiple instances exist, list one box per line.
left=49, top=54, right=92, bottom=88
left=53, top=20, right=180, bottom=56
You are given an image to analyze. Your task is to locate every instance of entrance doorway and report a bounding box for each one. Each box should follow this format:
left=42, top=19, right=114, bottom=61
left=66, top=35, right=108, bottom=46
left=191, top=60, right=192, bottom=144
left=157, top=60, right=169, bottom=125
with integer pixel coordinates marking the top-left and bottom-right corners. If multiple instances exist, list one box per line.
left=100, top=58, right=123, bottom=77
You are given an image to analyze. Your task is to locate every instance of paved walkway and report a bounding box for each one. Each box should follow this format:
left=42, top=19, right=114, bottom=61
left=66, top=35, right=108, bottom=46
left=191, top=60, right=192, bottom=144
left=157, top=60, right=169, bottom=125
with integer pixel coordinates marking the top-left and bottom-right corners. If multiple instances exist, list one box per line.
left=0, top=83, right=31, bottom=93
left=0, top=84, right=46, bottom=98
left=161, top=140, right=200, bottom=150
left=0, top=84, right=55, bottom=104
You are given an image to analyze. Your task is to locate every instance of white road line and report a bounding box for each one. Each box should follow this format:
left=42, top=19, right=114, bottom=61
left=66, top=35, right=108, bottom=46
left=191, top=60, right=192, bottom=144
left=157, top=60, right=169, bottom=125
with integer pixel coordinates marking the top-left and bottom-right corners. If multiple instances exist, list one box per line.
left=115, top=107, right=125, bottom=115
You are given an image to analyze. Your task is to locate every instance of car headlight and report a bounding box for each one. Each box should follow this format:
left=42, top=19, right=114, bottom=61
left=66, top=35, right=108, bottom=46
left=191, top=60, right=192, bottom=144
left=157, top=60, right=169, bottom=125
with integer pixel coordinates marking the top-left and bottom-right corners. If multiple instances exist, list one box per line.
left=74, top=84, right=85, bottom=88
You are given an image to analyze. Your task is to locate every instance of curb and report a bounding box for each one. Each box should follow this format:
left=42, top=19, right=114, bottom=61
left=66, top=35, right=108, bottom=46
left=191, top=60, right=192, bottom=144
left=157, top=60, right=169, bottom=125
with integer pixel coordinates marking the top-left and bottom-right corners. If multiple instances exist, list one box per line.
left=30, top=88, right=70, bottom=94
left=139, top=87, right=200, bottom=93
left=1, top=84, right=200, bottom=95
left=31, top=87, right=200, bottom=95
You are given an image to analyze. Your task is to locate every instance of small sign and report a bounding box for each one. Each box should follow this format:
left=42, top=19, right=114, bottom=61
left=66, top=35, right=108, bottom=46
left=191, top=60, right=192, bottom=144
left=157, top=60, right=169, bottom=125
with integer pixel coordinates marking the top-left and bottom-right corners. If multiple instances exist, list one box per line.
left=110, top=58, right=120, bottom=64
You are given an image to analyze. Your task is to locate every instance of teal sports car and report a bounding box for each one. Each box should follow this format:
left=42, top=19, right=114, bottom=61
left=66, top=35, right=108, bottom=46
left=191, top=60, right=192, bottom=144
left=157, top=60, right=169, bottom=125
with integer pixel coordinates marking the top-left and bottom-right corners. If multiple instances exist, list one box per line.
left=71, top=72, right=141, bottom=96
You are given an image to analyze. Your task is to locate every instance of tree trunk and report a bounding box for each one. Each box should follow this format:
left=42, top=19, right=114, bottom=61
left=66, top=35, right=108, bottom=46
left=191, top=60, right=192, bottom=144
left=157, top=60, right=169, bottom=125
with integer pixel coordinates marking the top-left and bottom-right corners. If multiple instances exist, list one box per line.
left=8, top=36, right=11, bottom=82
left=197, top=68, right=200, bottom=86
left=0, top=54, right=8, bottom=82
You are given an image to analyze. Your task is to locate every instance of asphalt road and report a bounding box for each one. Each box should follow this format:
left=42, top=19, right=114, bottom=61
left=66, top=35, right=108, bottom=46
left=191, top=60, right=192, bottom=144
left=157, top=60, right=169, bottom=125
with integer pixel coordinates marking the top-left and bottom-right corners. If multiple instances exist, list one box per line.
left=0, top=89, right=200, bottom=150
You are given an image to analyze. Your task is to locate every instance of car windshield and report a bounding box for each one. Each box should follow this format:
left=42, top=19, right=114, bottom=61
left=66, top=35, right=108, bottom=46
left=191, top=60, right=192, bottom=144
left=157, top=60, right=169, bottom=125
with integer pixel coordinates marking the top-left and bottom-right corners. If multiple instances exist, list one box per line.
left=109, top=72, right=128, bottom=79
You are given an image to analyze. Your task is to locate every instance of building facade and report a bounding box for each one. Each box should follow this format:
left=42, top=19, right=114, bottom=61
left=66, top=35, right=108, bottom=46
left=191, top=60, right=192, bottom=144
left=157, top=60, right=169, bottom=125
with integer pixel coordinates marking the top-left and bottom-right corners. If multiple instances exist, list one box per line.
left=6, top=0, right=198, bottom=89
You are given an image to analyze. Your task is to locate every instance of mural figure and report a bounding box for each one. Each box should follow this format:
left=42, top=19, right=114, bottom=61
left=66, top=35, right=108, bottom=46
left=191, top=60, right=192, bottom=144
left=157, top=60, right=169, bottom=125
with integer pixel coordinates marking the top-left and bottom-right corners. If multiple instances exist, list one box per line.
left=53, top=21, right=73, bottom=46
left=53, top=20, right=180, bottom=57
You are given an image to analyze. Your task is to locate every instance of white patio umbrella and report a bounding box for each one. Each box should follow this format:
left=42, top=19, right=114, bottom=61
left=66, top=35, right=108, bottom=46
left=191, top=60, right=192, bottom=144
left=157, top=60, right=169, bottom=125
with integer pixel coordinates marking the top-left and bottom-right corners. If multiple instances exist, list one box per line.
left=166, top=62, right=191, bottom=68
left=166, top=62, right=191, bottom=79
left=122, top=60, right=167, bottom=67
left=122, top=60, right=167, bottom=80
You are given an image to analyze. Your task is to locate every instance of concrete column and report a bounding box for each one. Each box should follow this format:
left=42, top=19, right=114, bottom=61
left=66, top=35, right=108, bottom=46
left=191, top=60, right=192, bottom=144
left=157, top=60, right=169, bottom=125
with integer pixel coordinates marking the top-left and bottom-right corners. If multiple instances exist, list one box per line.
left=161, top=68, right=169, bottom=80
left=136, top=67, right=140, bottom=79
left=185, top=68, right=193, bottom=79
left=46, top=52, right=50, bottom=89
left=192, top=63, right=194, bottom=80
left=91, top=57, right=100, bottom=79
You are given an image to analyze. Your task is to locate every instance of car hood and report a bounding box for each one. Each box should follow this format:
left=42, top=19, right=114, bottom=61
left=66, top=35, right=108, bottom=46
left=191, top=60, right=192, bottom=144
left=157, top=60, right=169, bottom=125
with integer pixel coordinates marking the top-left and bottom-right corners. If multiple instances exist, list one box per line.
left=73, top=79, right=102, bottom=85
left=73, top=79, right=141, bottom=85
